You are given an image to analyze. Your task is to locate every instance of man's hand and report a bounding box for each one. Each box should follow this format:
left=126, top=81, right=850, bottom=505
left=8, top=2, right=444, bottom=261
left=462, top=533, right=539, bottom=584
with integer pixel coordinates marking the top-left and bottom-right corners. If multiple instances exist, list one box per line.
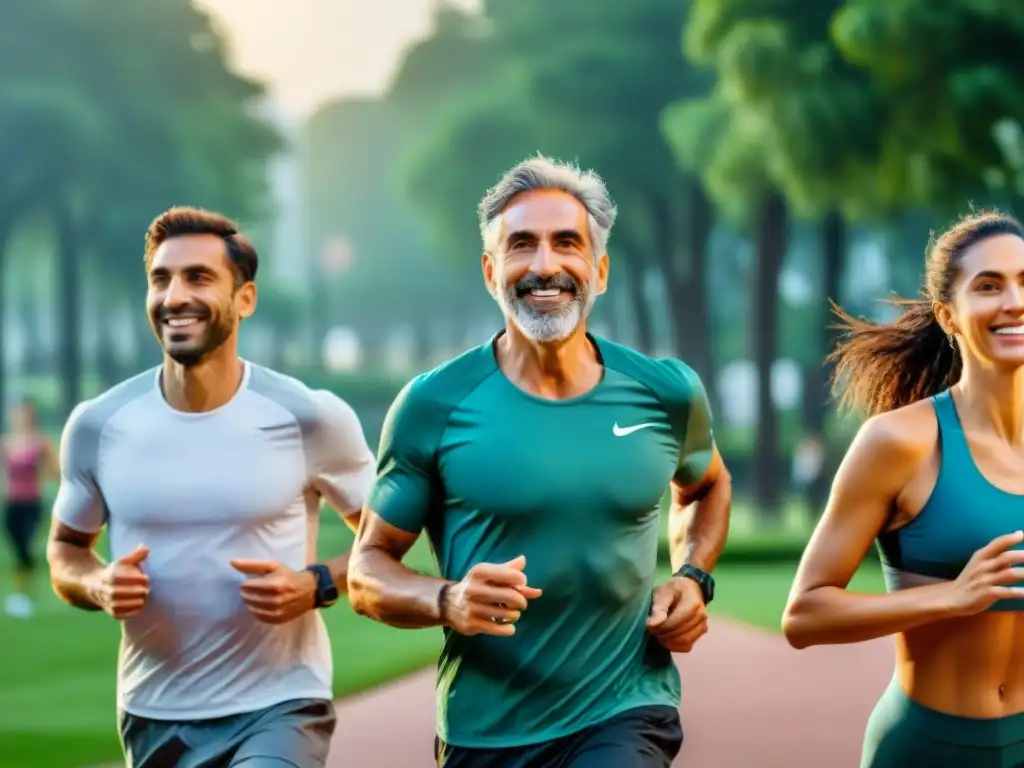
left=646, top=576, right=708, bottom=653
left=230, top=559, right=317, bottom=625
left=443, top=555, right=543, bottom=638
left=91, top=544, right=151, bottom=620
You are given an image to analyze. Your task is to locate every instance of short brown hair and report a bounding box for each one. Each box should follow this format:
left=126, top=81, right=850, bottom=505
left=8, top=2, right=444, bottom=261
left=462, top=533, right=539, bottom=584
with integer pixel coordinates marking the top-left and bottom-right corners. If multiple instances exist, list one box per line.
left=829, top=209, right=1024, bottom=416
left=144, top=206, right=258, bottom=285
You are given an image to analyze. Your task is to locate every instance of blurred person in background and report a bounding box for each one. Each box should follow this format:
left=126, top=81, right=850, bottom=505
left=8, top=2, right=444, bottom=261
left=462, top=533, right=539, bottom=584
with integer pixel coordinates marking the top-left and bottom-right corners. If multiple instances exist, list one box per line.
left=44, top=207, right=375, bottom=768
left=2, top=399, right=58, bottom=619
left=783, top=211, right=1024, bottom=767
left=348, top=155, right=732, bottom=768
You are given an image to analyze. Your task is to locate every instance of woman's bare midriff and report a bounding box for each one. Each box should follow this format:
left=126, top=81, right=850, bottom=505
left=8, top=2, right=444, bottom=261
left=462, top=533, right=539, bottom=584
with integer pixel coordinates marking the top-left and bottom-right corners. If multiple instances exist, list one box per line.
left=881, top=396, right=1024, bottom=718
left=897, top=610, right=1024, bottom=717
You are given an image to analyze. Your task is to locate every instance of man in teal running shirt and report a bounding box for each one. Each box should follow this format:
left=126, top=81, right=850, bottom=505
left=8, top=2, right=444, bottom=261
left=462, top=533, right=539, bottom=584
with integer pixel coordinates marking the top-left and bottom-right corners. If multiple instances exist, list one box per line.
left=348, top=155, right=732, bottom=767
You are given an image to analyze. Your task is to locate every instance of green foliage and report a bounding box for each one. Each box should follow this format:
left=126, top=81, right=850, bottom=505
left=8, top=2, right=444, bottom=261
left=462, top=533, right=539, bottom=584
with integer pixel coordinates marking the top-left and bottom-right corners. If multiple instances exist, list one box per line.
left=680, top=0, right=1024, bottom=221
left=2, top=0, right=282, bottom=416
left=662, top=96, right=771, bottom=225
left=832, top=1, right=1024, bottom=214
left=2, top=0, right=281, bottom=271
left=388, top=8, right=532, bottom=259
left=301, top=95, right=494, bottom=333
left=395, top=0, right=711, bottom=264
left=665, top=0, right=880, bottom=222
left=401, top=82, right=539, bottom=260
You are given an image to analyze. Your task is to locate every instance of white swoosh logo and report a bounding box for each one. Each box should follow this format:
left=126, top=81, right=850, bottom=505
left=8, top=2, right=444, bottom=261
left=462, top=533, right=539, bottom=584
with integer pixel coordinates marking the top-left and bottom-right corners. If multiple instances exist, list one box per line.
left=612, top=422, right=658, bottom=437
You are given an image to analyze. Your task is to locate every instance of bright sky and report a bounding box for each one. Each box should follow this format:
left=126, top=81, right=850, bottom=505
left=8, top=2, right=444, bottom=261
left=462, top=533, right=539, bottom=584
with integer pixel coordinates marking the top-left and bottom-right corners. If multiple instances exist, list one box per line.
left=195, top=0, right=479, bottom=119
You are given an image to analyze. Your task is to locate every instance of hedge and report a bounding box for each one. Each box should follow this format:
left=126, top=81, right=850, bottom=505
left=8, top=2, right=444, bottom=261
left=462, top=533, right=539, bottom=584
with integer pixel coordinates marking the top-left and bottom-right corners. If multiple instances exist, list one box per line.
left=656, top=533, right=881, bottom=566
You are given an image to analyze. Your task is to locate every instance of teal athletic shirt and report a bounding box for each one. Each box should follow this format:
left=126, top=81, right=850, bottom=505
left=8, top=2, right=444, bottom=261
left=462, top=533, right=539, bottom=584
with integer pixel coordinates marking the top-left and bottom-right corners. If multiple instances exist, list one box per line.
left=367, top=332, right=717, bottom=748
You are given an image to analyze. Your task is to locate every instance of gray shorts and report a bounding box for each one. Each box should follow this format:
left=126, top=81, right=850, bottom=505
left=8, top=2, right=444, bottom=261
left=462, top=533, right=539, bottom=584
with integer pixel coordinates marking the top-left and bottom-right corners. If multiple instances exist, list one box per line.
left=119, top=698, right=337, bottom=768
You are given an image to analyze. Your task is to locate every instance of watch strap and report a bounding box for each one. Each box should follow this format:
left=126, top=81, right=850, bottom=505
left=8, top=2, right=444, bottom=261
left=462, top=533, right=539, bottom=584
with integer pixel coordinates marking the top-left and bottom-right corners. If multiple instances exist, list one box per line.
left=674, top=563, right=714, bottom=604
left=306, top=564, right=338, bottom=608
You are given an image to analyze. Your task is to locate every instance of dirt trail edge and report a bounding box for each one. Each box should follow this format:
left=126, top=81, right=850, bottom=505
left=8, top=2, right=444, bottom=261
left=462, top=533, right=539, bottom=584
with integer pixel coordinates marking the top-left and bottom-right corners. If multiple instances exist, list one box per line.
left=328, top=619, right=894, bottom=768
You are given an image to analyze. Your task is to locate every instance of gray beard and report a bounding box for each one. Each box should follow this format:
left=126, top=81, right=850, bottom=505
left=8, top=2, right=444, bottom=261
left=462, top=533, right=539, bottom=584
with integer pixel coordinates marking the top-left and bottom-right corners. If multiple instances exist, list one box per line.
left=499, top=286, right=595, bottom=342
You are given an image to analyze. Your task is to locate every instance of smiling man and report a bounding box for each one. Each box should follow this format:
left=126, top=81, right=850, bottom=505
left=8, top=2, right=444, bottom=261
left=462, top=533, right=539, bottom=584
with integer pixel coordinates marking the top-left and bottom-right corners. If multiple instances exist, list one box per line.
left=45, top=207, right=375, bottom=767
left=348, top=155, right=733, bottom=767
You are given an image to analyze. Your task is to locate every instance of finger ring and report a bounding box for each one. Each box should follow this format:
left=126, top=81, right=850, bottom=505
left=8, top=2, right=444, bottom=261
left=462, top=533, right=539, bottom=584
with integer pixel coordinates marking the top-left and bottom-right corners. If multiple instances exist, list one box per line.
left=490, top=616, right=507, bottom=624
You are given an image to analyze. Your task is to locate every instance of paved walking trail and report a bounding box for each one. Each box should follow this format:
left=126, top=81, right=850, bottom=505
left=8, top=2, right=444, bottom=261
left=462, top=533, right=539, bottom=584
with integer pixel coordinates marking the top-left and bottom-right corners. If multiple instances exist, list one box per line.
left=328, top=619, right=894, bottom=767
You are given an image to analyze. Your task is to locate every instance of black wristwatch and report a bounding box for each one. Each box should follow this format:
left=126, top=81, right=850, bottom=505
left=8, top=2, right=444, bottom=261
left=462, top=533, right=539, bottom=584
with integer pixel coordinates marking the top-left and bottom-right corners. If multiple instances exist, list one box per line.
left=306, top=564, right=339, bottom=609
left=674, top=564, right=715, bottom=605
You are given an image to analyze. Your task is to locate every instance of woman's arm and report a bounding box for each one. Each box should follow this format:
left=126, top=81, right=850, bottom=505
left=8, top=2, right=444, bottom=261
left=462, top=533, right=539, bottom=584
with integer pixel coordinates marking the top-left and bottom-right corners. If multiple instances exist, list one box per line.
left=783, top=410, right=961, bottom=648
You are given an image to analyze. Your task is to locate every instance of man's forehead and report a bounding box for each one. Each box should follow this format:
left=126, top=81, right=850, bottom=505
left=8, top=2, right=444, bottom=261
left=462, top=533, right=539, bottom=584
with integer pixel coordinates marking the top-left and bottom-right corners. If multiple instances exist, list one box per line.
left=500, top=189, right=588, bottom=237
left=151, top=234, right=228, bottom=270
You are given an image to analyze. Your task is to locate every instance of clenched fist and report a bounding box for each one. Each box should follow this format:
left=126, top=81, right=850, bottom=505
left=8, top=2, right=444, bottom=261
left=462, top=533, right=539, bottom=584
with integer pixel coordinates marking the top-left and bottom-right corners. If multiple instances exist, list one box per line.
left=230, top=559, right=317, bottom=625
left=647, top=576, right=708, bottom=653
left=91, top=544, right=151, bottom=620
left=441, top=555, right=543, bottom=638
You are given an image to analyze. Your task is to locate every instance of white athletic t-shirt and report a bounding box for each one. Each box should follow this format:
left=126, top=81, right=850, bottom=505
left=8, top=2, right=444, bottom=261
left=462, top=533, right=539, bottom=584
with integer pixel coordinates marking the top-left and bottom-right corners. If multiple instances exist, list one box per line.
left=53, top=362, right=375, bottom=720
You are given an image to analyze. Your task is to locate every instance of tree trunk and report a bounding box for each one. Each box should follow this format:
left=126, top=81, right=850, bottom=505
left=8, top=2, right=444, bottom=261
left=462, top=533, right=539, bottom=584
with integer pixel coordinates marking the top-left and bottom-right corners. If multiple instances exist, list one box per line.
left=805, top=210, right=847, bottom=514
left=597, top=278, right=622, bottom=341
left=19, top=288, right=46, bottom=376
left=752, top=191, right=788, bottom=521
left=650, top=190, right=713, bottom=393
left=55, top=196, right=81, bottom=418
left=95, top=311, right=122, bottom=387
left=805, top=210, right=846, bottom=436
left=93, top=254, right=123, bottom=386
left=616, top=235, right=655, bottom=353
left=683, top=181, right=714, bottom=399
left=412, top=322, right=432, bottom=369
left=0, top=216, right=11, bottom=429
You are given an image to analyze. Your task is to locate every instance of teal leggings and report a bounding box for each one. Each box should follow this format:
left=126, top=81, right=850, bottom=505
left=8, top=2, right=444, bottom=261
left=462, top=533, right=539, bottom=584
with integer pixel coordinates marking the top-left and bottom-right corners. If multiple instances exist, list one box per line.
left=862, top=678, right=1024, bottom=767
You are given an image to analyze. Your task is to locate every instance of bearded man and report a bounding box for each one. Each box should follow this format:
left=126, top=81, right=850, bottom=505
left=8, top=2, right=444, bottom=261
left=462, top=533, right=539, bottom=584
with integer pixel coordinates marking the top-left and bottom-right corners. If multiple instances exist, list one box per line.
left=348, top=156, right=733, bottom=767
left=46, top=206, right=375, bottom=767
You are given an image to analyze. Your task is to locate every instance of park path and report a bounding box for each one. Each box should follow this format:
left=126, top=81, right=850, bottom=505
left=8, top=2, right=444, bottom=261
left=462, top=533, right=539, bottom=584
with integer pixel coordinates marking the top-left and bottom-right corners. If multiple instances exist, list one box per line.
left=328, top=619, right=894, bottom=767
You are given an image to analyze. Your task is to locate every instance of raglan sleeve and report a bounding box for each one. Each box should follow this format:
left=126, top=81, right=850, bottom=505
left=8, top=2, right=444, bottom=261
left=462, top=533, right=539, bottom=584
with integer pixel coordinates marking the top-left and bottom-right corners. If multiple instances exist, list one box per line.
left=366, top=378, right=440, bottom=535
left=663, top=359, right=717, bottom=487
left=308, top=390, right=376, bottom=514
left=52, top=401, right=107, bottom=534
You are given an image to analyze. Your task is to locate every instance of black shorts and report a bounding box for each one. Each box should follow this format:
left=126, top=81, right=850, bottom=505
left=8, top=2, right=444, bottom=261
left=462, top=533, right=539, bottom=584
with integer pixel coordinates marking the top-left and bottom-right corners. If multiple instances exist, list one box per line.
left=3, top=499, right=43, bottom=571
left=435, top=705, right=683, bottom=768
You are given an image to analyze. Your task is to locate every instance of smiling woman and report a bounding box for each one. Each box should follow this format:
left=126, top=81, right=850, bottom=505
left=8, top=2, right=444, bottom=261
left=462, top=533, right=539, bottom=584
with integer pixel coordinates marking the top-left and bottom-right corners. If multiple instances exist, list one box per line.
left=826, top=211, right=1024, bottom=415
left=781, top=211, right=1024, bottom=766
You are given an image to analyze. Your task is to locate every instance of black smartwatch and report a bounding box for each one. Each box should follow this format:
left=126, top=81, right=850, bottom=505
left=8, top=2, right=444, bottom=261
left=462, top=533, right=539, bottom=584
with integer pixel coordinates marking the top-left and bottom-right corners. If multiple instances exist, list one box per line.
left=305, top=564, right=339, bottom=609
left=674, top=564, right=715, bottom=605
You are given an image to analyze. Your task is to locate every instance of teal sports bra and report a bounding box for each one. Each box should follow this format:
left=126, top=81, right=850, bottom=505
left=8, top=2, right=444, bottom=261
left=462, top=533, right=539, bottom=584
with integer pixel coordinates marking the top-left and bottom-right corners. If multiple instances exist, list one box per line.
left=877, top=389, right=1024, bottom=612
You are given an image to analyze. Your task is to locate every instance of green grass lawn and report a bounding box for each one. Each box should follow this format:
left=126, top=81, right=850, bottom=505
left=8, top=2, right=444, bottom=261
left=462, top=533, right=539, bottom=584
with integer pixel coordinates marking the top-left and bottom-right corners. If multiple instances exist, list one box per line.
left=0, top=500, right=884, bottom=767
left=0, top=517, right=442, bottom=768
left=708, top=559, right=886, bottom=631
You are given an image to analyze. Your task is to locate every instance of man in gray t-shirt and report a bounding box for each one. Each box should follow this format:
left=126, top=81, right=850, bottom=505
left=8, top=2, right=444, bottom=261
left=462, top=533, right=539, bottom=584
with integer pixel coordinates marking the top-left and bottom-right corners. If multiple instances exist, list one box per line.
left=47, top=207, right=374, bottom=767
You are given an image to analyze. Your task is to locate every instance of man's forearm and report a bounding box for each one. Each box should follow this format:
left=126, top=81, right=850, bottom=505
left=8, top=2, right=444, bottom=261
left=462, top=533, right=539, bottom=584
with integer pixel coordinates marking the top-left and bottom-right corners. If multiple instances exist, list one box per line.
left=323, top=551, right=352, bottom=593
left=47, top=543, right=106, bottom=611
left=316, top=509, right=360, bottom=593
left=347, top=548, right=450, bottom=629
left=668, top=471, right=732, bottom=572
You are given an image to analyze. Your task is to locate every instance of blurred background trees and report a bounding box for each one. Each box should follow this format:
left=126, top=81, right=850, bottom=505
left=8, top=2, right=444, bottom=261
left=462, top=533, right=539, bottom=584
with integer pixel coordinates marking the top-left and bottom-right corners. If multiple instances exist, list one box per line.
left=6, top=0, right=1024, bottom=520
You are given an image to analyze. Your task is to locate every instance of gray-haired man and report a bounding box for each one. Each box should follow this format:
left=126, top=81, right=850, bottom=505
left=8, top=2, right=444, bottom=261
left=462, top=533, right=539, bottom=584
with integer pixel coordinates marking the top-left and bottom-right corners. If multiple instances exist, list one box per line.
left=348, top=156, right=733, bottom=767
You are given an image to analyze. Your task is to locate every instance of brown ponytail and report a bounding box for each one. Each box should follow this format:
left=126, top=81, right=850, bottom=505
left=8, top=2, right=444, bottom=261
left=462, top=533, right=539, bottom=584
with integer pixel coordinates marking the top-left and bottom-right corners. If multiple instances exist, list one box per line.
left=828, top=209, right=1024, bottom=417
left=827, top=298, right=960, bottom=416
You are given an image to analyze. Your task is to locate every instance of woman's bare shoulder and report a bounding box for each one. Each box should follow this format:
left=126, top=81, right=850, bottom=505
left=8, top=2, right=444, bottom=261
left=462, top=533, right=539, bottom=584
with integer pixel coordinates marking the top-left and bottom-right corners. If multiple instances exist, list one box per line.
left=844, top=399, right=939, bottom=474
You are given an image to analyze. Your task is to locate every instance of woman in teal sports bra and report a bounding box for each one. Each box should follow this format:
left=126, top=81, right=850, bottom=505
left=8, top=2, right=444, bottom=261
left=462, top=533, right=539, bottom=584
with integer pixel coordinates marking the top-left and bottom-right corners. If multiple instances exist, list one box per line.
left=783, top=210, right=1024, bottom=768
